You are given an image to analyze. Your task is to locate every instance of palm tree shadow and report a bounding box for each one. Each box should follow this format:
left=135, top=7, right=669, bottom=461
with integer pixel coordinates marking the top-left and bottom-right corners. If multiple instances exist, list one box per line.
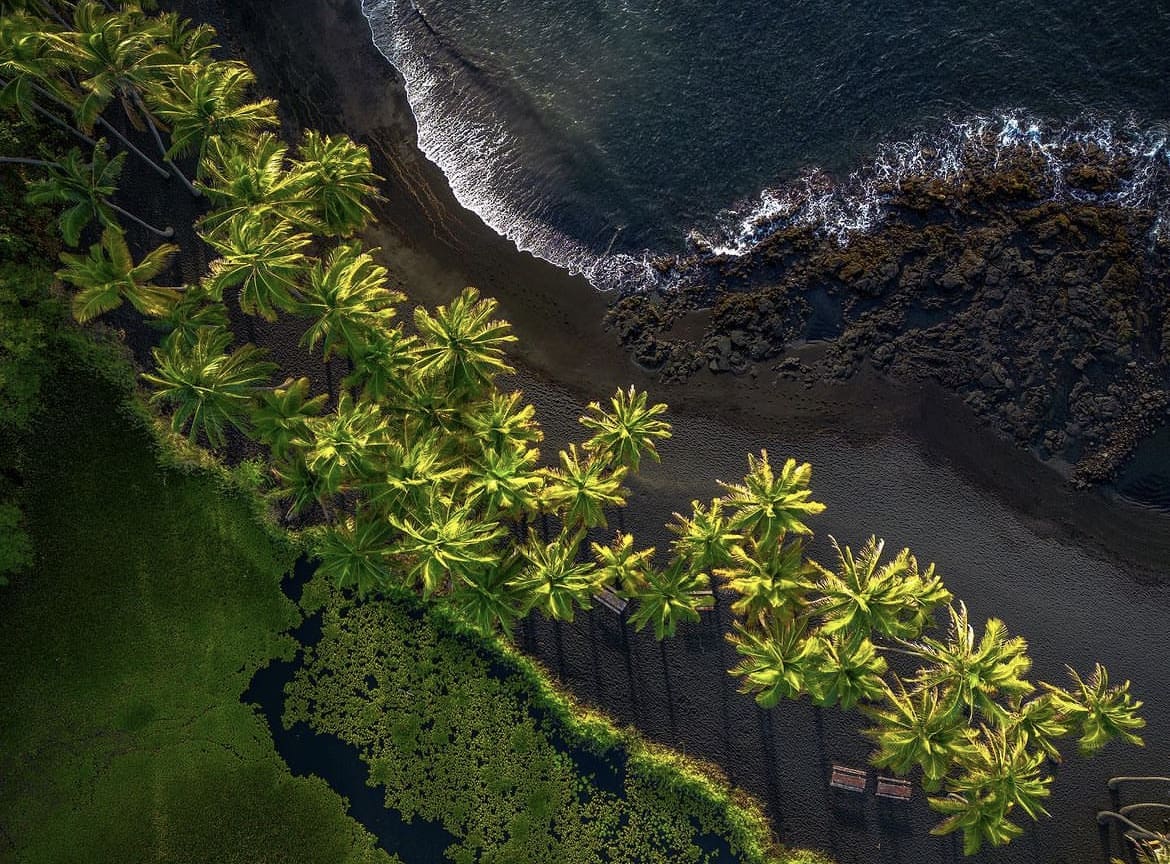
left=659, top=639, right=678, bottom=739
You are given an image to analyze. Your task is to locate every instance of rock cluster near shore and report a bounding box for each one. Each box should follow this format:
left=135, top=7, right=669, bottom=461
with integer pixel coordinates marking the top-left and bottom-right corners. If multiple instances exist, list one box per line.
left=607, top=141, right=1170, bottom=486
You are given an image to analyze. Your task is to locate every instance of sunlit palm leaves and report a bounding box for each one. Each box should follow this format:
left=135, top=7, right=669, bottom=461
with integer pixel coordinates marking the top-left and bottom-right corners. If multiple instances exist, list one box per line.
left=292, top=129, right=379, bottom=236
left=56, top=225, right=179, bottom=321
left=579, top=385, right=671, bottom=473
left=149, top=60, right=277, bottom=164
left=313, top=512, right=396, bottom=596
left=727, top=615, right=818, bottom=708
left=1043, top=663, right=1145, bottom=756
left=250, top=376, right=326, bottom=461
left=806, top=632, right=888, bottom=710
left=591, top=532, right=655, bottom=595
left=509, top=529, right=598, bottom=622
left=718, top=451, right=825, bottom=544
left=196, top=133, right=306, bottom=234
left=668, top=498, right=740, bottom=572
left=717, top=533, right=816, bottom=624
left=25, top=144, right=123, bottom=246
left=389, top=497, right=504, bottom=598
left=627, top=557, right=710, bottom=640
left=143, top=325, right=274, bottom=448
left=413, top=286, right=516, bottom=399
left=464, top=443, right=542, bottom=520
left=540, top=443, right=627, bottom=529
left=861, top=680, right=974, bottom=790
left=299, top=392, right=390, bottom=498
left=299, top=242, right=403, bottom=359
left=463, top=389, right=543, bottom=455
left=813, top=535, right=950, bottom=641
left=202, top=212, right=310, bottom=320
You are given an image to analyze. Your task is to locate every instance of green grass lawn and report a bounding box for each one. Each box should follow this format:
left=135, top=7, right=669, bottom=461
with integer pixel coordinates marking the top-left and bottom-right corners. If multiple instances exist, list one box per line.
left=0, top=350, right=392, bottom=864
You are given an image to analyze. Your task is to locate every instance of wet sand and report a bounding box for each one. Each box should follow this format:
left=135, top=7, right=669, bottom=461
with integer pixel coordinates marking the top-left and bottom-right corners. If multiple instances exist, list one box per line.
left=166, top=0, right=1170, bottom=861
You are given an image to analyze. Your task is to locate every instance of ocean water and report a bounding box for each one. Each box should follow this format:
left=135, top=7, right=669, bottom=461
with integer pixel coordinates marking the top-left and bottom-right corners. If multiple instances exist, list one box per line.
left=361, top=0, right=1170, bottom=290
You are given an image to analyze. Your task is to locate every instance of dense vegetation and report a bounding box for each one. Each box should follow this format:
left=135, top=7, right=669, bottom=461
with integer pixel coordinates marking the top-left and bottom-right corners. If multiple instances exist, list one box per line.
left=0, top=0, right=1152, bottom=857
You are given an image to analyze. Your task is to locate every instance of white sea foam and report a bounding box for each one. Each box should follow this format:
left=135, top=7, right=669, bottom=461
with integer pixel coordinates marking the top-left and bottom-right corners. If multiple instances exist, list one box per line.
left=360, top=2, right=1170, bottom=293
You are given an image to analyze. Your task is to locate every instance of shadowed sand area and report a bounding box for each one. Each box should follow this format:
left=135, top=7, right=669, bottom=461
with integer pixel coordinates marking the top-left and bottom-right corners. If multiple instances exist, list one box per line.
left=166, top=1, right=1170, bottom=862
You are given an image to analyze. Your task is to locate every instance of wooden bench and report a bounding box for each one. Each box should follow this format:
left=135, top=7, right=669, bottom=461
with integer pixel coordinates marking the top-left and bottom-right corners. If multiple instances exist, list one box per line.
left=876, top=776, right=913, bottom=801
left=594, top=587, right=629, bottom=615
left=829, top=765, right=867, bottom=793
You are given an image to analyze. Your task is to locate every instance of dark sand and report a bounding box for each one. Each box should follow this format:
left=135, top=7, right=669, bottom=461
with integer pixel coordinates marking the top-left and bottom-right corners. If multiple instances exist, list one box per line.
left=166, top=1, right=1170, bottom=861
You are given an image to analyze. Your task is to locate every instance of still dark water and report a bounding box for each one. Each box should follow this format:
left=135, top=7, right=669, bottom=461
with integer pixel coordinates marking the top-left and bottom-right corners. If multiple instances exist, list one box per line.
left=361, top=0, right=1170, bottom=287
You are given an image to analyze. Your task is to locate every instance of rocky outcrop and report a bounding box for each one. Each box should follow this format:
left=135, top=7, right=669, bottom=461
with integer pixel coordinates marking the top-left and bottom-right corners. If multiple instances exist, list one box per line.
left=606, top=142, right=1170, bottom=487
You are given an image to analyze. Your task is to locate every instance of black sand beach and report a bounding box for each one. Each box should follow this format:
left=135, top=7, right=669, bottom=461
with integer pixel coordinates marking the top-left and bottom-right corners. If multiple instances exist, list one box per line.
left=164, top=1, right=1170, bottom=861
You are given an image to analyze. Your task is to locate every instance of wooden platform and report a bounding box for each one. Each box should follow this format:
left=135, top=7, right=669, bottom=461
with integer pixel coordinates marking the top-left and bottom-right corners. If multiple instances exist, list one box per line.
left=594, top=587, right=628, bottom=615
left=876, top=776, right=913, bottom=801
left=830, top=765, right=867, bottom=793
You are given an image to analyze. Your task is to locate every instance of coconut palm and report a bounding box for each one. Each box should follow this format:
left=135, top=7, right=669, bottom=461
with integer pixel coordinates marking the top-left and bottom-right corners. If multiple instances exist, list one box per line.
left=362, top=424, right=467, bottom=519
left=250, top=376, right=327, bottom=461
left=388, top=495, right=505, bottom=598
left=579, top=385, right=671, bottom=474
left=463, top=389, right=543, bottom=456
left=448, top=551, right=529, bottom=637
left=464, top=443, right=542, bottom=521
left=313, top=511, right=396, bottom=596
left=627, top=557, right=711, bottom=640
left=16, top=144, right=172, bottom=244
left=717, top=533, right=817, bottom=625
left=299, top=391, right=390, bottom=501
left=342, top=324, right=418, bottom=405
left=202, top=212, right=311, bottom=320
left=591, top=532, right=655, bottom=596
left=152, top=10, right=217, bottom=66
left=292, top=129, right=380, bottom=237
left=995, top=694, right=1071, bottom=761
left=718, top=451, right=825, bottom=544
left=149, top=60, right=277, bottom=167
left=56, top=225, right=180, bottom=322
left=905, top=603, right=1034, bottom=722
left=540, top=443, right=627, bottom=530
left=1043, top=663, right=1145, bottom=756
left=151, top=286, right=228, bottom=347
left=813, top=536, right=951, bottom=641
left=270, top=454, right=330, bottom=519
left=667, top=497, right=741, bottom=572
left=509, top=529, right=598, bottom=622
left=196, top=133, right=307, bottom=235
left=727, top=615, right=819, bottom=708
left=806, top=632, right=889, bottom=711
left=413, top=286, right=516, bottom=399
left=142, top=325, right=275, bottom=448
left=928, top=725, right=1052, bottom=855
left=861, top=680, right=974, bottom=790
left=298, top=242, right=404, bottom=360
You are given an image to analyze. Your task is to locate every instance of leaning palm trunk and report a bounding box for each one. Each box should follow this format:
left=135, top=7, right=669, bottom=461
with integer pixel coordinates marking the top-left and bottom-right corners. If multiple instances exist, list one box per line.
left=130, top=89, right=200, bottom=197
left=0, top=155, right=173, bottom=238
left=12, top=77, right=172, bottom=180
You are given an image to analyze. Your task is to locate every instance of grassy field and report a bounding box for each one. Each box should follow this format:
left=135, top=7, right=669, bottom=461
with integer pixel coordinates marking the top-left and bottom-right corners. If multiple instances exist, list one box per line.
left=0, top=348, right=393, bottom=864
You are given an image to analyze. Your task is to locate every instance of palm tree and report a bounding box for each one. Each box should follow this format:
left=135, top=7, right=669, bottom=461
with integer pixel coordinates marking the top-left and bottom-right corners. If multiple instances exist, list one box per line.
left=627, top=557, right=711, bottom=639
left=718, top=451, right=825, bottom=544
left=292, top=130, right=380, bottom=237
left=15, top=144, right=172, bottom=244
left=448, top=551, right=529, bottom=637
left=152, top=10, right=218, bottom=66
left=270, top=454, right=330, bottom=519
left=362, top=424, right=467, bottom=519
left=726, top=615, right=819, bottom=708
left=812, top=536, right=951, bottom=641
left=579, top=385, right=671, bottom=474
left=861, top=680, right=974, bottom=790
left=413, top=286, right=516, bottom=400
left=463, top=389, right=543, bottom=456
left=591, top=532, right=655, bottom=596
left=806, top=632, right=889, bottom=711
left=196, top=133, right=307, bottom=235
left=1043, top=663, right=1145, bottom=756
left=540, top=443, right=628, bottom=530
left=928, top=725, right=1052, bottom=855
left=342, top=324, right=417, bottom=406
left=201, top=212, right=310, bottom=320
left=464, top=443, right=542, bottom=521
left=298, top=242, right=403, bottom=360
left=994, top=694, right=1071, bottom=761
left=148, top=60, right=278, bottom=168
left=56, top=225, right=180, bottom=322
left=151, top=285, right=228, bottom=347
left=904, top=603, right=1034, bottom=722
left=299, top=391, right=390, bottom=503
left=142, top=325, right=275, bottom=448
left=250, top=376, right=327, bottom=461
left=667, top=498, right=741, bottom=573
left=388, top=495, right=504, bottom=598
left=313, top=511, right=396, bottom=596
left=508, top=529, right=598, bottom=622
left=716, top=533, right=817, bottom=625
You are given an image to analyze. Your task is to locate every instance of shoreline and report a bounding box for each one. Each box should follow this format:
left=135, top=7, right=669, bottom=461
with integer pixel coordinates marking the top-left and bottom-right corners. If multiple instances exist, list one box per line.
left=174, top=0, right=1170, bottom=581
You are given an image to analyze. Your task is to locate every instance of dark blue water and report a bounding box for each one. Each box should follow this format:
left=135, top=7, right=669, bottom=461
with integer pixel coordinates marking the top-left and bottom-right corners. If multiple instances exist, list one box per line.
left=361, top=0, right=1170, bottom=288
